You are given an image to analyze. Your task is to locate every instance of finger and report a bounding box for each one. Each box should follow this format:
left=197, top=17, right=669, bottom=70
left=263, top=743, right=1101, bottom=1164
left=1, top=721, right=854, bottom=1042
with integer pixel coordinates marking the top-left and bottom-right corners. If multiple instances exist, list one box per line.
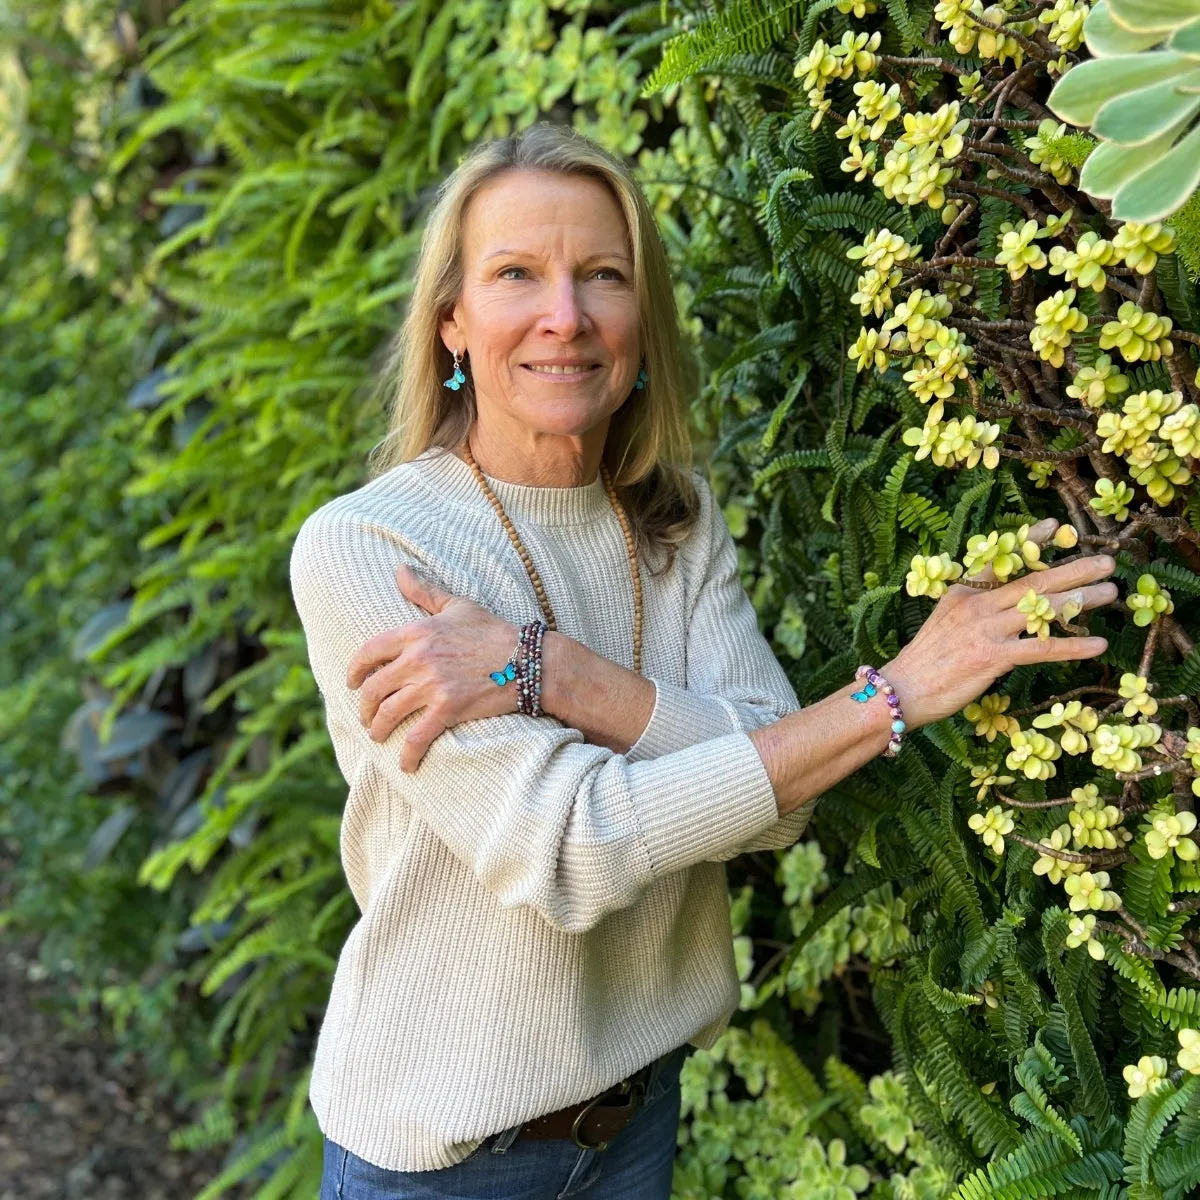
left=995, top=581, right=1119, bottom=636
left=358, top=655, right=408, bottom=726
left=396, top=563, right=452, bottom=615
left=366, top=683, right=420, bottom=743
left=1010, top=632, right=1108, bottom=666
left=400, top=712, right=445, bottom=774
left=964, top=518, right=1059, bottom=587
left=1025, top=516, right=1059, bottom=544
left=988, top=553, right=1116, bottom=612
left=347, top=628, right=411, bottom=689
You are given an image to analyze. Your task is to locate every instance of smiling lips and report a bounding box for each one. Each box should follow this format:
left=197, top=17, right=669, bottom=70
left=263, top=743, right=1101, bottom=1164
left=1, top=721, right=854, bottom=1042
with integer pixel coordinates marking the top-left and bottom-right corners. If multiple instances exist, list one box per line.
left=523, top=363, right=600, bottom=377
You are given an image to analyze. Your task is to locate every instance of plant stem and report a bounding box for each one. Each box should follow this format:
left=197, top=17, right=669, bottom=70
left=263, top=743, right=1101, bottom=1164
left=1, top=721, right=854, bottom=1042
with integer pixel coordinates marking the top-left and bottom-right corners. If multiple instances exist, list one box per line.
left=1009, top=831, right=1130, bottom=866
left=992, top=790, right=1076, bottom=809
left=1007, top=685, right=1122, bottom=717
left=1138, top=621, right=1162, bottom=681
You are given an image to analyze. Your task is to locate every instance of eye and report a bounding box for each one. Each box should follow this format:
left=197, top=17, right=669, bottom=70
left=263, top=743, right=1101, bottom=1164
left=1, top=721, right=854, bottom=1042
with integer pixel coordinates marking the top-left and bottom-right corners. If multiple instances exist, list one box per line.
left=497, top=266, right=625, bottom=281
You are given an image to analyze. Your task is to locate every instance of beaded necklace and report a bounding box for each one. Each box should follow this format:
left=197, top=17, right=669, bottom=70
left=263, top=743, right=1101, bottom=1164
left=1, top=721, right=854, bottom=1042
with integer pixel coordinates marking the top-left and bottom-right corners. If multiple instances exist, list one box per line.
left=459, top=439, right=643, bottom=675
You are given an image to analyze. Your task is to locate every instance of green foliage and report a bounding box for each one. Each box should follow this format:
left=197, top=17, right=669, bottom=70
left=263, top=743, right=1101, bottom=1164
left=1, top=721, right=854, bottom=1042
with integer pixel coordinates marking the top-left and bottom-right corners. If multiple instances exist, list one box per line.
left=1173, top=192, right=1200, bottom=284
left=663, top=0, right=1200, bottom=1193
left=1, top=0, right=234, bottom=1108
left=642, top=0, right=807, bottom=94
left=1010, top=1037, right=1082, bottom=1155
left=1035, top=132, right=1097, bottom=170
left=3, top=0, right=699, bottom=1194
left=12, top=0, right=1200, bottom=1196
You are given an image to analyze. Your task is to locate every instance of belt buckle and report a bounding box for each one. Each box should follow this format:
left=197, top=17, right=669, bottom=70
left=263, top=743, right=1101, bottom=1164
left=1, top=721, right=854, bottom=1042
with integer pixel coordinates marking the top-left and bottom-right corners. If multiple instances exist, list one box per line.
left=570, top=1078, right=646, bottom=1151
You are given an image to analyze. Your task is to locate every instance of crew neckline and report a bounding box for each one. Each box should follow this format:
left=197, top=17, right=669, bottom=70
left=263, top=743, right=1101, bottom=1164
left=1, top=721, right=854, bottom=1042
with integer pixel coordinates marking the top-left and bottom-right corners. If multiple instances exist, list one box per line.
left=410, top=445, right=612, bottom=527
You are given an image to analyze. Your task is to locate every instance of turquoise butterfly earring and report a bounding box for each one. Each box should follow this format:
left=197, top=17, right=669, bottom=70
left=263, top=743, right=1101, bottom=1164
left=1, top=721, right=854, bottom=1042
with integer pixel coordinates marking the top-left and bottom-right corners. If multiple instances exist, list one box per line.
left=443, top=348, right=466, bottom=391
left=634, top=363, right=648, bottom=390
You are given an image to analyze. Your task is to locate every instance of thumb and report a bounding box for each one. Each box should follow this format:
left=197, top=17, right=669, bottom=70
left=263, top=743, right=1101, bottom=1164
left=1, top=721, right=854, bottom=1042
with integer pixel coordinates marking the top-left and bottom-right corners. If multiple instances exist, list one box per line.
left=396, top=563, right=451, bottom=613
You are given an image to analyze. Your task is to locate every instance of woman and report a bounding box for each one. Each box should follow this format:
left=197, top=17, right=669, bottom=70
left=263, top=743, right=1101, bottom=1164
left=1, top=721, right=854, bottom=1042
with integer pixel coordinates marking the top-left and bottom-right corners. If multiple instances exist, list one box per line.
left=290, top=122, right=1118, bottom=1199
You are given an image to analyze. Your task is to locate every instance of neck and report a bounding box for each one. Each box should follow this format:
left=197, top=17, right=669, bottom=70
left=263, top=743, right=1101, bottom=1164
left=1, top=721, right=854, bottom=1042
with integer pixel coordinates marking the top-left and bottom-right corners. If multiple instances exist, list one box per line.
left=457, top=417, right=609, bottom=487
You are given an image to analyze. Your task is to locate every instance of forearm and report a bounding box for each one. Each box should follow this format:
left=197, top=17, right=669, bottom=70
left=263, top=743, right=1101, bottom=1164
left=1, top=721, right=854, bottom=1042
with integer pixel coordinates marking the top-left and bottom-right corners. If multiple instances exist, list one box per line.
left=539, top=631, right=655, bottom=753
left=544, top=628, right=900, bottom=824
left=749, top=675, right=898, bottom=816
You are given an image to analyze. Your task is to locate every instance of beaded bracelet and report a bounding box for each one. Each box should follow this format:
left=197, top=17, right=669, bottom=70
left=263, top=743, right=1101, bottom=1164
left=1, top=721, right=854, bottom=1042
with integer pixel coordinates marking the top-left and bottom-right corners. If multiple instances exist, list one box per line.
left=851, top=664, right=906, bottom=758
left=515, top=620, right=547, bottom=718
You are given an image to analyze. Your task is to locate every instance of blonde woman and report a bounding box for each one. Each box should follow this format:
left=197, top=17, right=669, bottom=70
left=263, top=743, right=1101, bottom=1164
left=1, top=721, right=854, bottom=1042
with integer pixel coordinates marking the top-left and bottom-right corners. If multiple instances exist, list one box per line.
left=290, top=122, right=1117, bottom=1199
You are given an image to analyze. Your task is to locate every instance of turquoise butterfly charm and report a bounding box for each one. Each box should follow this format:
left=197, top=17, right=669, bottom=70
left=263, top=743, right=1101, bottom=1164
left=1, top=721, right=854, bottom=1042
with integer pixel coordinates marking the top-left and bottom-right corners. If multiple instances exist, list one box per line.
left=633, top=367, right=648, bottom=390
left=443, top=363, right=466, bottom=391
left=489, top=661, right=518, bottom=686
left=850, top=681, right=878, bottom=702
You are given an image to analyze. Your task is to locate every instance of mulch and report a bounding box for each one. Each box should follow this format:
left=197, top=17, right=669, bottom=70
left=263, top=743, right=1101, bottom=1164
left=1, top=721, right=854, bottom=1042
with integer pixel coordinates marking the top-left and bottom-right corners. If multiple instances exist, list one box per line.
left=0, top=933, right=237, bottom=1200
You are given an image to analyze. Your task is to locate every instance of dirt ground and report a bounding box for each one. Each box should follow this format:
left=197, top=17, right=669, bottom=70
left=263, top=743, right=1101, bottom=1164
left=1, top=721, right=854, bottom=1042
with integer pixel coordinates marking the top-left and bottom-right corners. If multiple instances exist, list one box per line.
left=0, top=934, right=235, bottom=1200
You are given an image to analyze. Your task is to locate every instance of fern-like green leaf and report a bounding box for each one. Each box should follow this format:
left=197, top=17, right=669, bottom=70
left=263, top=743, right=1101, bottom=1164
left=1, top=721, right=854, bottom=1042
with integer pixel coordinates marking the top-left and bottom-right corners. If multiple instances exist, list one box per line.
left=954, top=1127, right=1117, bottom=1200
left=1042, top=908, right=1110, bottom=1121
left=1124, top=1076, right=1200, bottom=1187
left=642, top=0, right=807, bottom=94
left=1144, top=987, right=1200, bottom=1031
left=898, top=491, right=952, bottom=546
left=1010, top=1038, right=1083, bottom=1155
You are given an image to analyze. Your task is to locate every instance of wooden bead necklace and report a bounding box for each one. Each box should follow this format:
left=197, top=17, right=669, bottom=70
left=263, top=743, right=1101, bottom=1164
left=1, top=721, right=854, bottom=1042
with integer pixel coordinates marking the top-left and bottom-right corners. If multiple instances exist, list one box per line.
left=460, top=439, right=643, bottom=675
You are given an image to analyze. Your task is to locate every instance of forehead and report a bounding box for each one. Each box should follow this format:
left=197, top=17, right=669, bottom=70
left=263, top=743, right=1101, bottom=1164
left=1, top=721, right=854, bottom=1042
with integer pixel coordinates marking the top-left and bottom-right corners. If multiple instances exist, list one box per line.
left=462, top=169, right=631, bottom=258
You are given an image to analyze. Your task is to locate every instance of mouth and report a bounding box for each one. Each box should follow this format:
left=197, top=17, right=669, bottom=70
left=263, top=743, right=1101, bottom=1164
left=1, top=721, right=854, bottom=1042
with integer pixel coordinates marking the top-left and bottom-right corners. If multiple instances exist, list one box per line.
left=522, top=364, right=602, bottom=379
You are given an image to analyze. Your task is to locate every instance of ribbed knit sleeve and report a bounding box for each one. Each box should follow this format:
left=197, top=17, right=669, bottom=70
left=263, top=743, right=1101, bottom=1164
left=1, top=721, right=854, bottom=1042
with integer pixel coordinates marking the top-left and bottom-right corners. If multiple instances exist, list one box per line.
left=625, top=473, right=816, bottom=858
left=290, top=509, right=787, bottom=935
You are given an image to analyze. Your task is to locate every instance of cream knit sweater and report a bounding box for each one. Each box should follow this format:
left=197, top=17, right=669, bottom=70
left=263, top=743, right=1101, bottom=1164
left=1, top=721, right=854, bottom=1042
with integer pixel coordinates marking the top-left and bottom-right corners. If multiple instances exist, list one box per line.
left=288, top=444, right=815, bottom=1172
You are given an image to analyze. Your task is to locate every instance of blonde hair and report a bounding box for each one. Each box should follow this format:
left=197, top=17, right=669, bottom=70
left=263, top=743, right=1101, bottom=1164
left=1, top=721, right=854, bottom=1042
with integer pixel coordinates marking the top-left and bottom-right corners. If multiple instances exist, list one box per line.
left=364, top=121, right=701, bottom=574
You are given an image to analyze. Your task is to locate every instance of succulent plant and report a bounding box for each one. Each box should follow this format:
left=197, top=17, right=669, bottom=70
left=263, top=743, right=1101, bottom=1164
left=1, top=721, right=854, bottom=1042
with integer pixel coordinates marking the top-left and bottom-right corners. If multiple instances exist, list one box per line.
left=1047, top=0, right=1200, bottom=220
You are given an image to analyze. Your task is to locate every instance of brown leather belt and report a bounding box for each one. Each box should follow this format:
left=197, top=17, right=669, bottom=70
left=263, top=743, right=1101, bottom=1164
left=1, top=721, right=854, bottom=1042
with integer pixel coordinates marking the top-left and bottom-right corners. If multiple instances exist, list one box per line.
left=513, top=1060, right=657, bottom=1151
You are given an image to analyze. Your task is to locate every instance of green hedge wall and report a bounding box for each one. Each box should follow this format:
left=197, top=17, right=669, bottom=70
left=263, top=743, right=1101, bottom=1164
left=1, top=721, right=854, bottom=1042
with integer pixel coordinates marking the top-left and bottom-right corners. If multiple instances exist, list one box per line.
left=16, top=0, right=1200, bottom=1196
left=648, top=0, right=1200, bottom=1196
left=2, top=1, right=802, bottom=1194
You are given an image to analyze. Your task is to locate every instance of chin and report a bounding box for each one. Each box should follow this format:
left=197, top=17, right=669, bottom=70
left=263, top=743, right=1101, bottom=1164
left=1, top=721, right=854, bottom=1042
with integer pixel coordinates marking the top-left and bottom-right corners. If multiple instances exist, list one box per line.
left=517, top=406, right=617, bottom=437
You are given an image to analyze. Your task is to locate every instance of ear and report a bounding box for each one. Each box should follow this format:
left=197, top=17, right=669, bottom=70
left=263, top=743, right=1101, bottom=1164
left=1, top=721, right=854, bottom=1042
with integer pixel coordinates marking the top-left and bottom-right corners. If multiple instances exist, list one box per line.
left=438, top=307, right=465, bottom=355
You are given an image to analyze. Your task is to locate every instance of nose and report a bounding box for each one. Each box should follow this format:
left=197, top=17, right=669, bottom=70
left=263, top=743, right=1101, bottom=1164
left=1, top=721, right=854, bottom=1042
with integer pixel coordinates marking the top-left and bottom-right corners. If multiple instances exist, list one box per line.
left=537, top=274, right=590, bottom=339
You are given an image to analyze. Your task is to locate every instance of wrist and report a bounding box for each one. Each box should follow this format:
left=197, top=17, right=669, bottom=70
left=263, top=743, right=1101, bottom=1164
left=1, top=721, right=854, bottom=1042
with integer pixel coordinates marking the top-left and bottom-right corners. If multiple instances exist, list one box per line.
left=838, top=675, right=896, bottom=759
left=879, top=657, right=924, bottom=732
left=852, top=665, right=908, bottom=758
left=531, top=632, right=655, bottom=753
left=537, top=630, right=576, bottom=723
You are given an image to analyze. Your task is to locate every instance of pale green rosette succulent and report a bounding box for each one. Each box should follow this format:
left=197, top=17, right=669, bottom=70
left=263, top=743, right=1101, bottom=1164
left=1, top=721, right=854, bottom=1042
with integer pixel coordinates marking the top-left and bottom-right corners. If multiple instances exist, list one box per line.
left=1047, top=0, right=1200, bottom=221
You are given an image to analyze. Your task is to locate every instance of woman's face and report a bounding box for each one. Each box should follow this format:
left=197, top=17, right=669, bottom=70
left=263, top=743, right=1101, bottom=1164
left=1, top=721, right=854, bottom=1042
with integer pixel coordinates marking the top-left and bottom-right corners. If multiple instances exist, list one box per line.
left=441, top=168, right=641, bottom=443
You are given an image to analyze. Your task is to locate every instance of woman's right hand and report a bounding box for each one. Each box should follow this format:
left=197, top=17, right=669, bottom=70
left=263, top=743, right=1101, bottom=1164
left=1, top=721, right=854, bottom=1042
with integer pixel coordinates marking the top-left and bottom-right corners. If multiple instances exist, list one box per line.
left=882, top=518, right=1120, bottom=731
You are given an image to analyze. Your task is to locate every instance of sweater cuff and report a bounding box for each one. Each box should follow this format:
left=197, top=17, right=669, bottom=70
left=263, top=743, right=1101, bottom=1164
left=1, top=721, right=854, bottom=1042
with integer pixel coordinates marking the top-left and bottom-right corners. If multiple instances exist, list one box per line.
left=625, top=678, right=737, bottom=763
left=629, top=731, right=781, bottom=876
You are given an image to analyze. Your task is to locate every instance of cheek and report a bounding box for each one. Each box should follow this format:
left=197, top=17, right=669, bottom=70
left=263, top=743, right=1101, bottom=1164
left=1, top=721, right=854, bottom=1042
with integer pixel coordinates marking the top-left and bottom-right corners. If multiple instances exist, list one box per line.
left=596, top=300, right=640, bottom=348
left=473, top=326, right=527, bottom=371
left=469, top=293, right=529, bottom=350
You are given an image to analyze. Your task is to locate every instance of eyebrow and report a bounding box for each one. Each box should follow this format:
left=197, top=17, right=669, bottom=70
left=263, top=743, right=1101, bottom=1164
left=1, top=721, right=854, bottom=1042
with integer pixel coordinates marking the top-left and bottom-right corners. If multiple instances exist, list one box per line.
left=482, top=248, right=633, bottom=264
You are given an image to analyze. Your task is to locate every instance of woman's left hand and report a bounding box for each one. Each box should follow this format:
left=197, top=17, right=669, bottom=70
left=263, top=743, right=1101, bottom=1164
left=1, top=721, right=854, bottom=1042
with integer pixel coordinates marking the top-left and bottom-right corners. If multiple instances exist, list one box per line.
left=346, top=564, right=524, bottom=772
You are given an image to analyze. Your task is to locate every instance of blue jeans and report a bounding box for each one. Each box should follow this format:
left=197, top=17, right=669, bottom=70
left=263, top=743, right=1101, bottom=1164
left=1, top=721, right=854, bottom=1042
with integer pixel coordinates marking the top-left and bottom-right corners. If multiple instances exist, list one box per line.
left=319, top=1044, right=688, bottom=1199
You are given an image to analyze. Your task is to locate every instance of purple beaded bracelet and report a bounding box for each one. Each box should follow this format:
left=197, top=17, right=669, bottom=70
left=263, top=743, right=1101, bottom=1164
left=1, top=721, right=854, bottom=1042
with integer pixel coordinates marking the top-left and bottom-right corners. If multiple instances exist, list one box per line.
left=515, top=620, right=547, bottom=718
left=851, top=664, right=906, bottom=758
